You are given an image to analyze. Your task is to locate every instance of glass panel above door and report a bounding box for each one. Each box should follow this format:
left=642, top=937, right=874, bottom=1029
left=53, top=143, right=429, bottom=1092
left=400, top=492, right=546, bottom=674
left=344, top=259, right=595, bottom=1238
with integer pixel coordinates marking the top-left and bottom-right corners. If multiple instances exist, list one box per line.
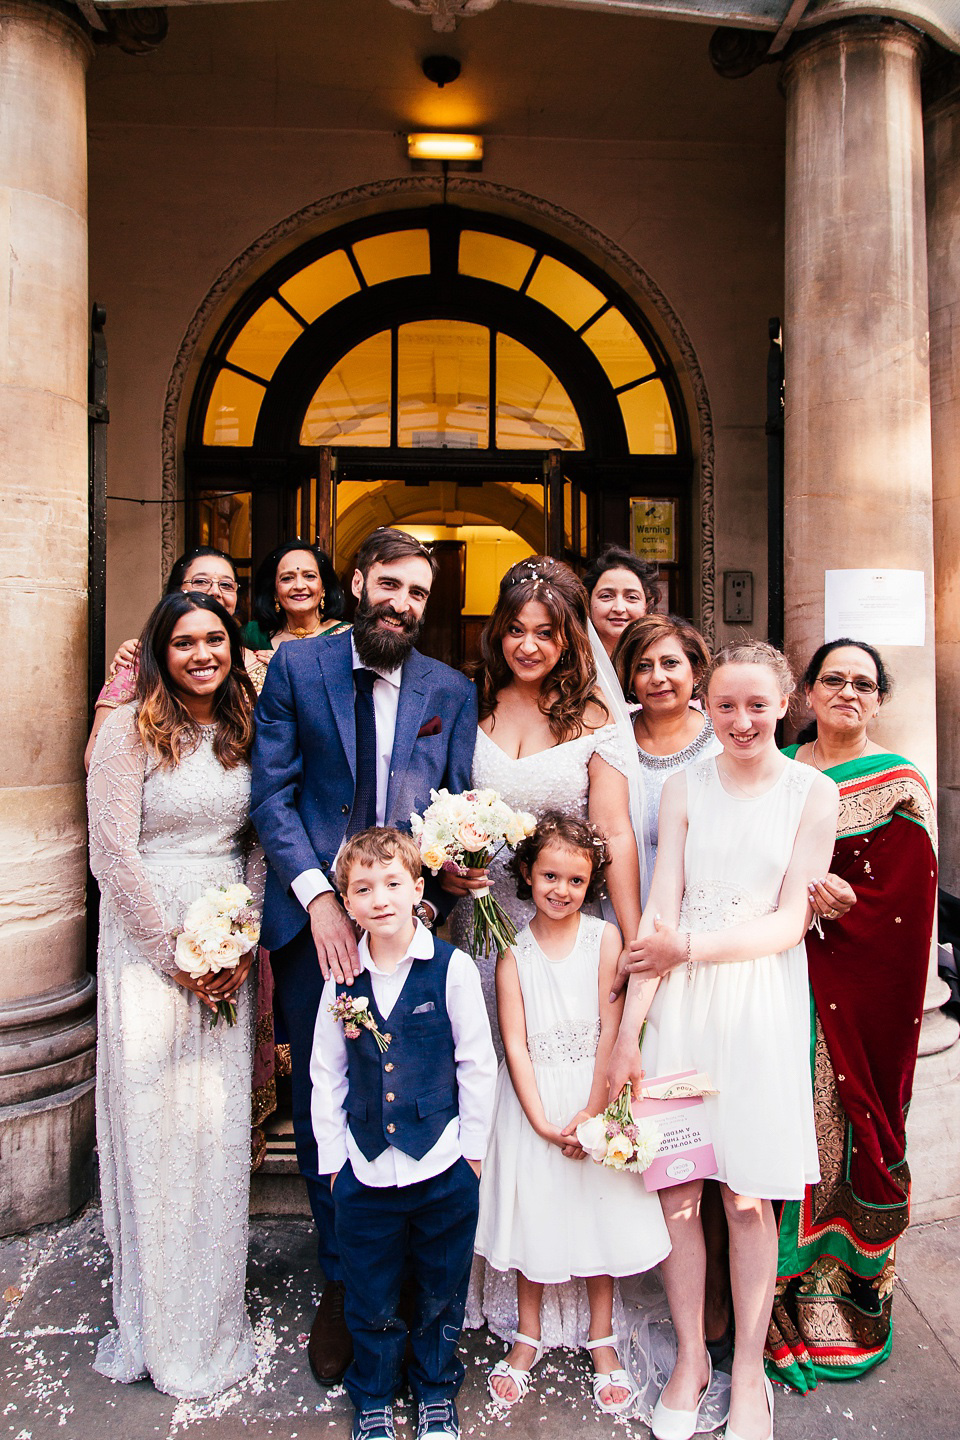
left=397, top=320, right=489, bottom=449
left=300, top=331, right=391, bottom=446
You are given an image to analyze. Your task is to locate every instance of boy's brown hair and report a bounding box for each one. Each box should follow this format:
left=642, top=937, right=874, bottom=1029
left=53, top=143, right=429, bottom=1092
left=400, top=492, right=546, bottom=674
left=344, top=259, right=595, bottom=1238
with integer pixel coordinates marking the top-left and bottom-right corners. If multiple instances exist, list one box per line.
left=335, top=826, right=423, bottom=893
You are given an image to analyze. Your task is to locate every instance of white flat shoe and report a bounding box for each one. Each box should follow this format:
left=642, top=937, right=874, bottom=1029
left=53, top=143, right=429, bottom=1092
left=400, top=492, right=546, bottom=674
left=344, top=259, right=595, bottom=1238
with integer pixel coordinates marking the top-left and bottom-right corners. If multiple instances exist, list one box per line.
left=651, top=1352, right=713, bottom=1440
left=585, top=1334, right=639, bottom=1416
left=722, top=1374, right=774, bottom=1440
left=487, top=1332, right=544, bottom=1408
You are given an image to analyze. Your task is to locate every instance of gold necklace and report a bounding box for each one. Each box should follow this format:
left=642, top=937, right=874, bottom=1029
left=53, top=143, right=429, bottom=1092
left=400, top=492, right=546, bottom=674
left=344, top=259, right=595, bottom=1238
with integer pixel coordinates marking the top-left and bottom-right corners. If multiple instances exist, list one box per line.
left=284, top=617, right=324, bottom=640
left=811, top=734, right=868, bottom=771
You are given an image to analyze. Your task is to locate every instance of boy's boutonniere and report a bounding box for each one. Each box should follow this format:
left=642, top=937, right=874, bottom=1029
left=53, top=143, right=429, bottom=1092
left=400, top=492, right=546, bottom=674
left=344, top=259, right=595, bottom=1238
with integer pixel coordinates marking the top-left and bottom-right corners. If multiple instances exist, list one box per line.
left=329, top=993, right=391, bottom=1052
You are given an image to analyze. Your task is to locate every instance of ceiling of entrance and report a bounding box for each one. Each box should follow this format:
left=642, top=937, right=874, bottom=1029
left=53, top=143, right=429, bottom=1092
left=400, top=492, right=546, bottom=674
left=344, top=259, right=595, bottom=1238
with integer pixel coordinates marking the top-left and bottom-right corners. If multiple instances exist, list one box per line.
left=86, top=0, right=786, bottom=146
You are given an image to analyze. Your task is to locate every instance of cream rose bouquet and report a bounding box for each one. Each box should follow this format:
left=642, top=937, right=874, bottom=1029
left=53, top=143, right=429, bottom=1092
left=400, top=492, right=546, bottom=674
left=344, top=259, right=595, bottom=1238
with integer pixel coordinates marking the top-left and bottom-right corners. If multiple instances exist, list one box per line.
left=576, top=1081, right=662, bottom=1174
left=174, top=883, right=260, bottom=1027
left=410, top=787, right=536, bottom=960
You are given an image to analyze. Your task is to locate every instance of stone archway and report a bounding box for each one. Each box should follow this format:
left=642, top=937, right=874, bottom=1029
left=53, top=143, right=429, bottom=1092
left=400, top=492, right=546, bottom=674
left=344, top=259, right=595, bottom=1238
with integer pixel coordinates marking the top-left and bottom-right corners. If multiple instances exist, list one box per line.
left=163, top=176, right=715, bottom=639
left=335, top=479, right=544, bottom=562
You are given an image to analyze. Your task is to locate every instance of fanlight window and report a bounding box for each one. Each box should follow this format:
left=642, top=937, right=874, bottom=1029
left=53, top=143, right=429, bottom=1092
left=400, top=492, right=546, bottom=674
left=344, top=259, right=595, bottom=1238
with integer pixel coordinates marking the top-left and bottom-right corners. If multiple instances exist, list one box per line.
left=197, top=220, right=680, bottom=459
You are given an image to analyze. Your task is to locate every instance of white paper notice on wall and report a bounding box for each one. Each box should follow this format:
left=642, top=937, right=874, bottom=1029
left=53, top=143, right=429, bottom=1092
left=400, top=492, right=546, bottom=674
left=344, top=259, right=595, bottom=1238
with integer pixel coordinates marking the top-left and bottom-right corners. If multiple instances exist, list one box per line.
left=824, top=570, right=925, bottom=647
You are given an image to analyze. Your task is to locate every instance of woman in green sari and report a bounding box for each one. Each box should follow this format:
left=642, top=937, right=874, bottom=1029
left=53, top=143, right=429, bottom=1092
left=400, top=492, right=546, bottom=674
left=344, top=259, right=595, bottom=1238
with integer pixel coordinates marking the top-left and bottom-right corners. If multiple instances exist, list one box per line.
left=766, top=639, right=937, bottom=1391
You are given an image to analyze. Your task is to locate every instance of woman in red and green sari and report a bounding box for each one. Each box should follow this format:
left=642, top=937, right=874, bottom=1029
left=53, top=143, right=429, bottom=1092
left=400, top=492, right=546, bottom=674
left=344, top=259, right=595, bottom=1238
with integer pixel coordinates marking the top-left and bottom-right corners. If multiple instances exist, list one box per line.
left=765, top=639, right=937, bottom=1392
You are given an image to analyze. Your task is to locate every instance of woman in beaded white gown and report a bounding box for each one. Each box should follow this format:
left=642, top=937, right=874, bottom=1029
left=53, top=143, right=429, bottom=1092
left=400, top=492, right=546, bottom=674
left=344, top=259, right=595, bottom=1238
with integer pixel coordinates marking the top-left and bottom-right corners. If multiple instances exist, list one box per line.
left=608, top=643, right=839, bottom=1440
left=447, top=558, right=646, bottom=1350
left=87, top=593, right=263, bottom=1400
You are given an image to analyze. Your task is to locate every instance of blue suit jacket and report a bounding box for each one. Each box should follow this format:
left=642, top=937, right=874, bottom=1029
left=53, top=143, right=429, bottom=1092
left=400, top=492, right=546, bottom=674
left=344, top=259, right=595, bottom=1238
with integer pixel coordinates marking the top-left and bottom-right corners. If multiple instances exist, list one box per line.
left=251, top=631, right=478, bottom=951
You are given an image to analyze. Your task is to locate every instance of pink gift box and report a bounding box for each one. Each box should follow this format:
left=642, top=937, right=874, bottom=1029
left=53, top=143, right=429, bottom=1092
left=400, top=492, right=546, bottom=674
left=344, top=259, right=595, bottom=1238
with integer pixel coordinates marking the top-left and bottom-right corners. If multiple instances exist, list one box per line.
left=632, top=1069, right=718, bottom=1192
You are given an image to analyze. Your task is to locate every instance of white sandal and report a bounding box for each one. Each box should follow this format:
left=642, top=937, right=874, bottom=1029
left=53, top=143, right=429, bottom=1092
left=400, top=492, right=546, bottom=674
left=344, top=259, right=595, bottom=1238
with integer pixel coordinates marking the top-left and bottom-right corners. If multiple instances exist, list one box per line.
left=487, top=1332, right=545, bottom=1408
left=585, top=1334, right=639, bottom=1416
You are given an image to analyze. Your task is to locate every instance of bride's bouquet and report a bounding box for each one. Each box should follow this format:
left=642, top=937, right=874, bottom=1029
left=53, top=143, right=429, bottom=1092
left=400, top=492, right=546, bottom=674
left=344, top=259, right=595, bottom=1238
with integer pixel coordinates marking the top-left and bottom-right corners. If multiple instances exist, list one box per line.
left=576, top=1081, right=662, bottom=1174
left=410, top=788, right=536, bottom=960
left=174, top=883, right=261, bottom=1027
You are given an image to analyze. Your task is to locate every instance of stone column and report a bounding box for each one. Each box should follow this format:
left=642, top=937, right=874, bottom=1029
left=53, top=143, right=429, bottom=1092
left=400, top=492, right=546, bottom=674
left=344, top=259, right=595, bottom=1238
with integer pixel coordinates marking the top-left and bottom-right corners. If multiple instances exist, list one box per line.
left=926, top=65, right=960, bottom=900
left=0, top=1, right=96, bottom=1234
left=783, top=20, right=959, bottom=1220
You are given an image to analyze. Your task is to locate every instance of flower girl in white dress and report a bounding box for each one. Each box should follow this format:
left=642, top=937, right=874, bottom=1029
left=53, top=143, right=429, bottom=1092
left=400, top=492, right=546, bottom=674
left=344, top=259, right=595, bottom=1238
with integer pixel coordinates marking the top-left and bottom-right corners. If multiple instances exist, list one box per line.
left=475, top=812, right=670, bottom=1415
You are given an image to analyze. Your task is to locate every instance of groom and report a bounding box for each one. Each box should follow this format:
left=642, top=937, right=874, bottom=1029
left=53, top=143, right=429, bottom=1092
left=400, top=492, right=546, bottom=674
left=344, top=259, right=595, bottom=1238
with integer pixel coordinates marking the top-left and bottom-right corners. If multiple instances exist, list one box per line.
left=251, top=526, right=477, bottom=1386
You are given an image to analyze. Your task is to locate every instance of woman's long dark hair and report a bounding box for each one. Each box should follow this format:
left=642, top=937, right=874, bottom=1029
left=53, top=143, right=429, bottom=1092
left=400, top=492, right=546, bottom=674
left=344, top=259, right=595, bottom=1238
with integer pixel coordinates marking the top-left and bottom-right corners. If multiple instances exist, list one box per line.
left=135, top=592, right=256, bottom=768
left=470, top=557, right=607, bottom=742
left=251, top=541, right=344, bottom=637
left=795, top=637, right=892, bottom=743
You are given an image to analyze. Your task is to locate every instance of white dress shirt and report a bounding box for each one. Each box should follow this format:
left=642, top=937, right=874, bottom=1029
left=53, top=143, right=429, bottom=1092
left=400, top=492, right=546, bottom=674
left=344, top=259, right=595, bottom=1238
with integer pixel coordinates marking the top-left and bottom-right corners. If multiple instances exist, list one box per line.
left=290, top=637, right=402, bottom=908
left=310, top=921, right=497, bottom=1187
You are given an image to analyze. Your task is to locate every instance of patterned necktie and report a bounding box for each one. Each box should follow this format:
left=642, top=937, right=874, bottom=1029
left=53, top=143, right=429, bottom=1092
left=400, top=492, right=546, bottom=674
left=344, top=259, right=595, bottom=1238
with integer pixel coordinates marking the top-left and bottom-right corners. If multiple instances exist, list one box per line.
left=348, top=668, right=378, bottom=836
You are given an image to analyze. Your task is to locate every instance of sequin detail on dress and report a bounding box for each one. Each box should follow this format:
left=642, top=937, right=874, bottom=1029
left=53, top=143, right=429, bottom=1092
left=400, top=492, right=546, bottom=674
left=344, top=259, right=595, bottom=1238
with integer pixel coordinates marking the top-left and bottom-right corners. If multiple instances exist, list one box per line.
left=87, top=705, right=265, bottom=1398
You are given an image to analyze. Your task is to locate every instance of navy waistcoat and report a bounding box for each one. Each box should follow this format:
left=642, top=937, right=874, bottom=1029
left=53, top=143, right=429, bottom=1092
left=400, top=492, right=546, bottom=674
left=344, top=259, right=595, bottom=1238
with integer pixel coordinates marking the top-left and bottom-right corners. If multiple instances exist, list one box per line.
left=337, top=935, right=458, bottom=1162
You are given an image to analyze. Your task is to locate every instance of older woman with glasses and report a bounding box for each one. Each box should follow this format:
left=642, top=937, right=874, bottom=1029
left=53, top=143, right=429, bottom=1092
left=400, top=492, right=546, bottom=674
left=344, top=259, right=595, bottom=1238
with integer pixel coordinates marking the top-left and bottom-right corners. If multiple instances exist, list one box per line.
left=766, top=638, right=937, bottom=1393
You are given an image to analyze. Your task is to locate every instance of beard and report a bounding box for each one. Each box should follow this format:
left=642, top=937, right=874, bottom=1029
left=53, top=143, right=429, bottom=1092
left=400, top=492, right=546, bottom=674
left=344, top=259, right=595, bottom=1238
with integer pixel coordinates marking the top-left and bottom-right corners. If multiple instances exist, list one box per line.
left=352, top=585, right=423, bottom=669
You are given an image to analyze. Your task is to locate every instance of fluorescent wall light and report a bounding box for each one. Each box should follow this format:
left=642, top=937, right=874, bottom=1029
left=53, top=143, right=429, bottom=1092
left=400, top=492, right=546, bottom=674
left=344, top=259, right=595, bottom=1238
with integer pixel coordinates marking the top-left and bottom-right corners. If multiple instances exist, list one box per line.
left=407, top=133, right=484, bottom=163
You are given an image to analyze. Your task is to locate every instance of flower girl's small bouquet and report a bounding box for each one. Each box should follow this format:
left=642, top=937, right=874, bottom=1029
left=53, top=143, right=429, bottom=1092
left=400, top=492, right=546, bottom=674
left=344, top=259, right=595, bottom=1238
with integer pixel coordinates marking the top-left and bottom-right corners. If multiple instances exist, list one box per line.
left=174, top=883, right=260, bottom=1027
left=410, top=788, right=536, bottom=960
left=576, top=1081, right=662, bottom=1175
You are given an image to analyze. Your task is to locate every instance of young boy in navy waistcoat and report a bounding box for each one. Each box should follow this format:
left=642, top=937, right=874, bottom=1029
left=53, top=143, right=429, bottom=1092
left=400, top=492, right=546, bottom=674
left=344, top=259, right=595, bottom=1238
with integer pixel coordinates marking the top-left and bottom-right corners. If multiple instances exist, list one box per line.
left=311, top=826, right=496, bottom=1440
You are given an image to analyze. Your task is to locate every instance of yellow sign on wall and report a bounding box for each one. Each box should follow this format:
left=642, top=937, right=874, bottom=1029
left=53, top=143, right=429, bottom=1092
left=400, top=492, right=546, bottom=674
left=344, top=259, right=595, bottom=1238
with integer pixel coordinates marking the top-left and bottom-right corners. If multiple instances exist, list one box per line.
left=631, top=498, right=676, bottom=563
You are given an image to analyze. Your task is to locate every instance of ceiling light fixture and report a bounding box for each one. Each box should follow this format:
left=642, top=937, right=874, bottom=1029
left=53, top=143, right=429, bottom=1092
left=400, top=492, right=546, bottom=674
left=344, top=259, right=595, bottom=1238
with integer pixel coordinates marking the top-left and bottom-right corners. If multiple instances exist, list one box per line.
left=407, top=132, right=483, bottom=163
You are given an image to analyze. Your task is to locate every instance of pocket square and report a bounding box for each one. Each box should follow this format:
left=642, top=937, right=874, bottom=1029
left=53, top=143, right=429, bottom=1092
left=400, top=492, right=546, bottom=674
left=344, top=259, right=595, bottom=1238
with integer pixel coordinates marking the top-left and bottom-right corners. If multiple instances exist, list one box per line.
left=417, top=716, right=442, bottom=738
left=411, top=1001, right=436, bottom=1014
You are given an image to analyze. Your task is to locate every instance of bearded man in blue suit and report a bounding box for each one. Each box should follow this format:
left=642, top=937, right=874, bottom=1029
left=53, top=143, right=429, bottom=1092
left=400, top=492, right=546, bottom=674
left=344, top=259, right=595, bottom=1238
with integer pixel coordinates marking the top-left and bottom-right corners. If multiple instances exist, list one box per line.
left=252, top=527, right=477, bottom=1386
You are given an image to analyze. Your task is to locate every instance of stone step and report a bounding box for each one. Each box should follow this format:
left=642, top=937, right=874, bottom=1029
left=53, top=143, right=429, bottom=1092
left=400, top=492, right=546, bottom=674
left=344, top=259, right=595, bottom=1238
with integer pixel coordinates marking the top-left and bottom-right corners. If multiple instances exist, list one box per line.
left=251, top=1112, right=311, bottom=1216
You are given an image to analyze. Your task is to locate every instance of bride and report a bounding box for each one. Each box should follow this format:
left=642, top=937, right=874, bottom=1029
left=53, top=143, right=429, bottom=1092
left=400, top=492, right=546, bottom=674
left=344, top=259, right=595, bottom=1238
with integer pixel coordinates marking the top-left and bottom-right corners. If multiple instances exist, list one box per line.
left=446, top=557, right=645, bottom=1034
left=87, top=591, right=264, bottom=1398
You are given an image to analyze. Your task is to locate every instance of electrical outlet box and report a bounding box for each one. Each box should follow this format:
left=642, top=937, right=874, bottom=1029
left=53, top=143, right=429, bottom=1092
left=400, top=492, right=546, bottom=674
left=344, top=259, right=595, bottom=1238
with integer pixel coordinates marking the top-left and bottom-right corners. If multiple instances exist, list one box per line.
left=723, top=571, right=753, bottom=624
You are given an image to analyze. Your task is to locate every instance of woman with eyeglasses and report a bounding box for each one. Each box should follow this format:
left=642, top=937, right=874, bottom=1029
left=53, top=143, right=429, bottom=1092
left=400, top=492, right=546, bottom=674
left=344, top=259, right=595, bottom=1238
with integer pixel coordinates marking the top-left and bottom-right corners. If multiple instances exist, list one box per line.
left=766, top=638, right=937, bottom=1394
left=85, top=547, right=254, bottom=772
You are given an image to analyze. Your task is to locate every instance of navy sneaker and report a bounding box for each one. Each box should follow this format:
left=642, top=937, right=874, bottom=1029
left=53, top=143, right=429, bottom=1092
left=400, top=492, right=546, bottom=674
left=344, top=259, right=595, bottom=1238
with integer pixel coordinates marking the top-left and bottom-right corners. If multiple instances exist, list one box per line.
left=416, top=1399, right=459, bottom=1440
left=352, top=1406, right=396, bottom=1440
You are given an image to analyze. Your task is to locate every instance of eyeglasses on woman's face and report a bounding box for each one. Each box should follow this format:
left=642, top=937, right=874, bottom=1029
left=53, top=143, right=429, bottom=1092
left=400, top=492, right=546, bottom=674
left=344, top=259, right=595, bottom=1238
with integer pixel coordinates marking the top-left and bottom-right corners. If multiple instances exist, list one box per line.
left=183, top=575, right=238, bottom=597
left=815, top=672, right=879, bottom=696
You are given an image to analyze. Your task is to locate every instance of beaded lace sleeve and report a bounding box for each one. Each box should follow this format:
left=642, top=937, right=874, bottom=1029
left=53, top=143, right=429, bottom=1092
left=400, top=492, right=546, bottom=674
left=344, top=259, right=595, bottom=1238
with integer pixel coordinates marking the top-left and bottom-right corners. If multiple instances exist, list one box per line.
left=87, top=705, right=177, bottom=974
left=591, top=721, right=631, bottom=777
left=244, top=836, right=267, bottom=911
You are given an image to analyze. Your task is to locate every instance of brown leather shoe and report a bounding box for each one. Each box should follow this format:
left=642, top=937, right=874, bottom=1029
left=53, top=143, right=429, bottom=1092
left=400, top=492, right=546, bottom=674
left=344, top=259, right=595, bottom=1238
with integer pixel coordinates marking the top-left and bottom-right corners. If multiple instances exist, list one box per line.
left=308, top=1280, right=353, bottom=1386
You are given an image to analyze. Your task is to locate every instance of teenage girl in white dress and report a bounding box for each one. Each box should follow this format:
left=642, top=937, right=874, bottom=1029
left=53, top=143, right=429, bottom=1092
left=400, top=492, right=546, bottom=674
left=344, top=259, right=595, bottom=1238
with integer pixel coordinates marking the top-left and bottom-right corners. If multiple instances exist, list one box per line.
left=477, top=812, right=670, bottom=1416
left=608, top=642, right=839, bottom=1440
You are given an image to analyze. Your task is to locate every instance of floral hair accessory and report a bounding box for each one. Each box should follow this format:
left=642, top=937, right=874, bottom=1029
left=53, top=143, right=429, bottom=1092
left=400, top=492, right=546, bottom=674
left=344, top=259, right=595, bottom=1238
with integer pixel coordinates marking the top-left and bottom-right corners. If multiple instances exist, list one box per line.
left=329, top=993, right=391, bottom=1052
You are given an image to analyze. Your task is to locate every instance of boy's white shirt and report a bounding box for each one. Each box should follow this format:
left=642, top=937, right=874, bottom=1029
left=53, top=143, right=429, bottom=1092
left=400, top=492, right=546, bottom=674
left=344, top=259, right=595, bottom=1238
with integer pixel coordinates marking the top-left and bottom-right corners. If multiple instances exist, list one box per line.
left=310, top=919, right=497, bottom=1186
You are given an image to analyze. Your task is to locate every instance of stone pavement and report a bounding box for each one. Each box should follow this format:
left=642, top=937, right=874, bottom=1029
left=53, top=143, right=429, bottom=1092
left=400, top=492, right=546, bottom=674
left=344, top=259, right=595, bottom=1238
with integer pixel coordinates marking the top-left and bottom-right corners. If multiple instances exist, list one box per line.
left=1, top=1207, right=957, bottom=1440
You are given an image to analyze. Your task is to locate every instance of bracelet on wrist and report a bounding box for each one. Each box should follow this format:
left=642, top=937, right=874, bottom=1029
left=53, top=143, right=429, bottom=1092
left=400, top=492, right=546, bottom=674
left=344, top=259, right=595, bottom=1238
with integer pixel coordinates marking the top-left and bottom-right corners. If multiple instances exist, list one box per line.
left=685, top=932, right=694, bottom=985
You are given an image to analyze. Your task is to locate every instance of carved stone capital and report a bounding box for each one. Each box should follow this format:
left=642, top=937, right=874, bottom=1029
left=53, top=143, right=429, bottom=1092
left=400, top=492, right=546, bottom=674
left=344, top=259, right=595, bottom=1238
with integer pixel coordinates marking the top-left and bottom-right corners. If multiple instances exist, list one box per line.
left=90, top=5, right=168, bottom=55
left=708, top=26, right=772, bottom=80
left=387, top=0, right=499, bottom=34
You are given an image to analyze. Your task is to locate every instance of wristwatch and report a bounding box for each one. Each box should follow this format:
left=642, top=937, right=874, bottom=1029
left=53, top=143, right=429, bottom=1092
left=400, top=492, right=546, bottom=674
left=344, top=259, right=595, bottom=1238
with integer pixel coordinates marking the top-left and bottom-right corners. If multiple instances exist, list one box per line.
left=414, top=901, right=435, bottom=929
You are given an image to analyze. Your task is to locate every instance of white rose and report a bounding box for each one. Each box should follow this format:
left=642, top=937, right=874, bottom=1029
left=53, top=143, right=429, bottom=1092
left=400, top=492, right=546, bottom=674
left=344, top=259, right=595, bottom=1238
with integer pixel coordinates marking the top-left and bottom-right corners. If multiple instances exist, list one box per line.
left=182, top=894, right=227, bottom=931
left=193, top=924, right=243, bottom=972
left=352, top=996, right=370, bottom=1012
left=605, top=1134, right=633, bottom=1170
left=576, top=1113, right=608, bottom=1161
left=219, top=883, right=252, bottom=918
left=175, top=930, right=213, bottom=978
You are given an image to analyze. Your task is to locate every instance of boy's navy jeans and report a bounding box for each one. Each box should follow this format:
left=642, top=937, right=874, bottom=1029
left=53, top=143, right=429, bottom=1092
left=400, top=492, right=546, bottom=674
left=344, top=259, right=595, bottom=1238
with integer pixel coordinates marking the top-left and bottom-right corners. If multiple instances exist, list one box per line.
left=333, top=1155, right=480, bottom=1412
